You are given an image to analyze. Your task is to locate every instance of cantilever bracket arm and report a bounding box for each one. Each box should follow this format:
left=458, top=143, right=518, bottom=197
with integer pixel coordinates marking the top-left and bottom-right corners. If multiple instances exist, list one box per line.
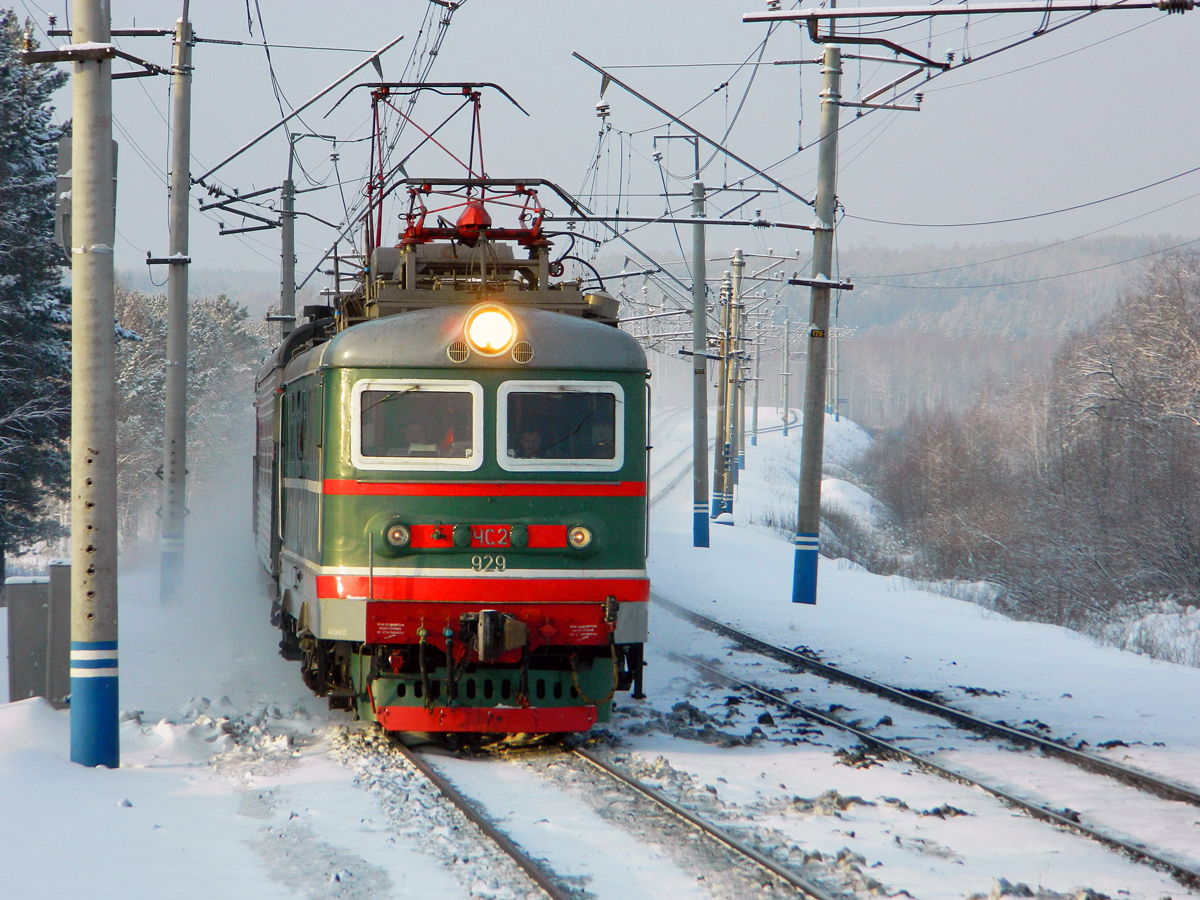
left=806, top=28, right=950, bottom=69
left=572, top=52, right=814, bottom=210
left=19, top=42, right=171, bottom=76
left=747, top=0, right=1191, bottom=23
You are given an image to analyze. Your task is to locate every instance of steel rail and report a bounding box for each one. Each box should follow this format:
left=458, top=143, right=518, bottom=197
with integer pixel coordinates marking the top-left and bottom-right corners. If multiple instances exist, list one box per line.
left=571, top=747, right=838, bottom=900
left=653, top=593, right=1200, bottom=808
left=677, top=654, right=1200, bottom=889
left=645, top=411, right=798, bottom=508
left=649, top=438, right=712, bottom=507
left=393, top=742, right=572, bottom=900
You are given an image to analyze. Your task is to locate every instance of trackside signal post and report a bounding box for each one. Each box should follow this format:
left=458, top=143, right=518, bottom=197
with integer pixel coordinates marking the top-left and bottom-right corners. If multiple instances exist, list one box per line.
left=70, top=0, right=120, bottom=767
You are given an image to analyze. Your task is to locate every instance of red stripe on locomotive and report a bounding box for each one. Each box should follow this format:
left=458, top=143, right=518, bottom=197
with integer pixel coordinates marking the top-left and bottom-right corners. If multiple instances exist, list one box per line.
left=323, top=479, right=646, bottom=497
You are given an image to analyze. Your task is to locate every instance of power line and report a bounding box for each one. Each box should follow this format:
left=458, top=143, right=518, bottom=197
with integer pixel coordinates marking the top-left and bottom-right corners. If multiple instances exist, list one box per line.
left=855, top=236, right=1200, bottom=290
left=194, top=37, right=378, bottom=52
left=845, top=162, right=1200, bottom=227
left=859, top=189, right=1200, bottom=279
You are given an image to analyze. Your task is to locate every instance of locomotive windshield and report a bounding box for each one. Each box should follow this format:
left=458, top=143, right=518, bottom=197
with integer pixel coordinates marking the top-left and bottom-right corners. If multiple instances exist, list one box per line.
left=360, top=388, right=474, bottom=459
left=506, top=390, right=617, bottom=460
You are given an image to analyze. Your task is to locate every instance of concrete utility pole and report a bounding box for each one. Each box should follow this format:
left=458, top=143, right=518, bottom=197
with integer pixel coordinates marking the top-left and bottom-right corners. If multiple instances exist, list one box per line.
left=723, top=270, right=739, bottom=504
left=280, top=139, right=297, bottom=337
left=70, top=0, right=119, bottom=767
left=731, top=250, right=745, bottom=478
left=711, top=271, right=732, bottom=519
left=159, top=4, right=192, bottom=602
left=751, top=319, right=761, bottom=446
left=831, top=325, right=841, bottom=422
left=691, top=180, right=709, bottom=548
left=781, top=314, right=791, bottom=437
left=792, top=44, right=841, bottom=606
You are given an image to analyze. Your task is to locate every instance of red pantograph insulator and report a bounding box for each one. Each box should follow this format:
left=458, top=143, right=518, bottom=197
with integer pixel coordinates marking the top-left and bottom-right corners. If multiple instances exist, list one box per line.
left=455, top=200, right=492, bottom=246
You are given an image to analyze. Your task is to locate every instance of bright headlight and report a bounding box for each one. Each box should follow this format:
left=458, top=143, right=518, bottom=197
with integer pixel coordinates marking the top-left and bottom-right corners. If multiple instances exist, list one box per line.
left=567, top=525, right=593, bottom=550
left=466, top=307, right=516, bottom=355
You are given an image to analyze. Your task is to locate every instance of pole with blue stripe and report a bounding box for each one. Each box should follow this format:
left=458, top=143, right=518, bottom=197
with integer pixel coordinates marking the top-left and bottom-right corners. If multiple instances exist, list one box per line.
left=70, top=0, right=120, bottom=767
left=691, top=181, right=709, bottom=548
left=792, top=44, right=841, bottom=606
left=731, top=250, right=745, bottom=481
left=711, top=272, right=732, bottom=519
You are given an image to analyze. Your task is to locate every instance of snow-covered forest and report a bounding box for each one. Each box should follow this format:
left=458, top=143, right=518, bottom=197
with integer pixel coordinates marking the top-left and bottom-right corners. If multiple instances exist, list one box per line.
left=862, top=253, right=1200, bottom=662
left=112, top=286, right=268, bottom=542
left=0, top=11, right=68, bottom=582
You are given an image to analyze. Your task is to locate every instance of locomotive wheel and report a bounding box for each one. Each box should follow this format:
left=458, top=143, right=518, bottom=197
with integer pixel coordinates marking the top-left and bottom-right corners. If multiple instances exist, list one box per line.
left=278, top=612, right=304, bottom=662
left=301, top=640, right=328, bottom=695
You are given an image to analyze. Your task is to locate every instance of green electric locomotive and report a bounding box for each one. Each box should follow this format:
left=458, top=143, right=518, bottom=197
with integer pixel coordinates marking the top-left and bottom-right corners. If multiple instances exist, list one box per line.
left=254, top=176, right=649, bottom=733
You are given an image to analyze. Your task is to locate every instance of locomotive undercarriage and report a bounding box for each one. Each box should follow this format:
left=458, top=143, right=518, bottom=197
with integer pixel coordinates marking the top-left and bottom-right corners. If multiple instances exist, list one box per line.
left=277, top=603, right=644, bottom=725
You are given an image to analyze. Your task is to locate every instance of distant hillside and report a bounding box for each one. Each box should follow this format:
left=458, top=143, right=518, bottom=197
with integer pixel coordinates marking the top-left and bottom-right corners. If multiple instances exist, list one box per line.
left=805, top=236, right=1192, bottom=427
left=831, top=235, right=1183, bottom=339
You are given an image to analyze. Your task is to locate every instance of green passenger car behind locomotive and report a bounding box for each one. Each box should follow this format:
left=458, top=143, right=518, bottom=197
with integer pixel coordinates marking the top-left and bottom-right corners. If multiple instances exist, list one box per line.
left=254, top=177, right=649, bottom=734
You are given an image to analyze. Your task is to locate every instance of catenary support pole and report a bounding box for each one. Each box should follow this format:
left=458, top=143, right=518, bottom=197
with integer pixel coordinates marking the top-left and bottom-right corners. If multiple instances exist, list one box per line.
left=751, top=319, right=761, bottom=446
left=281, top=150, right=296, bottom=337
left=721, top=273, right=737, bottom=511
left=691, top=181, right=709, bottom=547
left=781, top=315, right=790, bottom=436
left=711, top=271, right=732, bottom=518
left=832, top=325, right=840, bottom=422
left=731, top=250, right=745, bottom=478
left=159, top=4, right=192, bottom=602
left=70, top=0, right=120, bottom=767
left=792, top=45, right=841, bottom=605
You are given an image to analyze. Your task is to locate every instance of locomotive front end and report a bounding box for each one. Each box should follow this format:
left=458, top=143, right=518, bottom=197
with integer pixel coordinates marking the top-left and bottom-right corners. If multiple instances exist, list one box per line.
left=278, top=301, right=648, bottom=733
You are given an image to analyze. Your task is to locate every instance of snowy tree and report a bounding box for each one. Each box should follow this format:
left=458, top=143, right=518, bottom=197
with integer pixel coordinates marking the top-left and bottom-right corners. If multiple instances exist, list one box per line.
left=868, top=253, right=1200, bottom=627
left=0, top=12, right=69, bottom=581
left=114, top=286, right=267, bottom=540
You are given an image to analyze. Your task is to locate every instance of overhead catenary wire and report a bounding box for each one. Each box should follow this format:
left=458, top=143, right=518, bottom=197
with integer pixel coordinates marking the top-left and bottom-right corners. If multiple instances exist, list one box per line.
left=846, top=161, right=1200, bottom=227
left=860, top=188, right=1200, bottom=280
left=856, top=234, right=1200, bottom=290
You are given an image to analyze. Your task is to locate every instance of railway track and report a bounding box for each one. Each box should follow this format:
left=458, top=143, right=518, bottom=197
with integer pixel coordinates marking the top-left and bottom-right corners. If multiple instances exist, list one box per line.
left=647, top=407, right=799, bottom=508
left=394, top=738, right=838, bottom=900
left=654, top=593, right=1200, bottom=888
left=394, top=740, right=574, bottom=900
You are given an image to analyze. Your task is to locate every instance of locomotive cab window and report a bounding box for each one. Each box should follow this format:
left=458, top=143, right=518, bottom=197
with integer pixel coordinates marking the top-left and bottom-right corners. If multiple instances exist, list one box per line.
left=351, top=379, right=483, bottom=471
left=497, top=381, right=625, bottom=472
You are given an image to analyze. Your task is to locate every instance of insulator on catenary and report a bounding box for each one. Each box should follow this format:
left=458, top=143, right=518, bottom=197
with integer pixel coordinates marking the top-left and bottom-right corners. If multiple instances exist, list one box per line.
left=1155, top=0, right=1193, bottom=13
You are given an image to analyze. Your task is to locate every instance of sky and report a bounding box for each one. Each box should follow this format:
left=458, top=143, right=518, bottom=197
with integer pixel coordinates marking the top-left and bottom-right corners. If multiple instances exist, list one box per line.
left=26, top=0, right=1200, bottom=294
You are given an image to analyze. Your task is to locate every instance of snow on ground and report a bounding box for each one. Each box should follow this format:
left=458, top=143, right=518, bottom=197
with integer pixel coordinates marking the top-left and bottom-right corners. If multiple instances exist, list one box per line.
left=0, top=432, right=484, bottom=899
left=428, top=751, right=712, bottom=900
left=1, top=404, right=1198, bottom=899
left=638, top=405, right=1200, bottom=898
